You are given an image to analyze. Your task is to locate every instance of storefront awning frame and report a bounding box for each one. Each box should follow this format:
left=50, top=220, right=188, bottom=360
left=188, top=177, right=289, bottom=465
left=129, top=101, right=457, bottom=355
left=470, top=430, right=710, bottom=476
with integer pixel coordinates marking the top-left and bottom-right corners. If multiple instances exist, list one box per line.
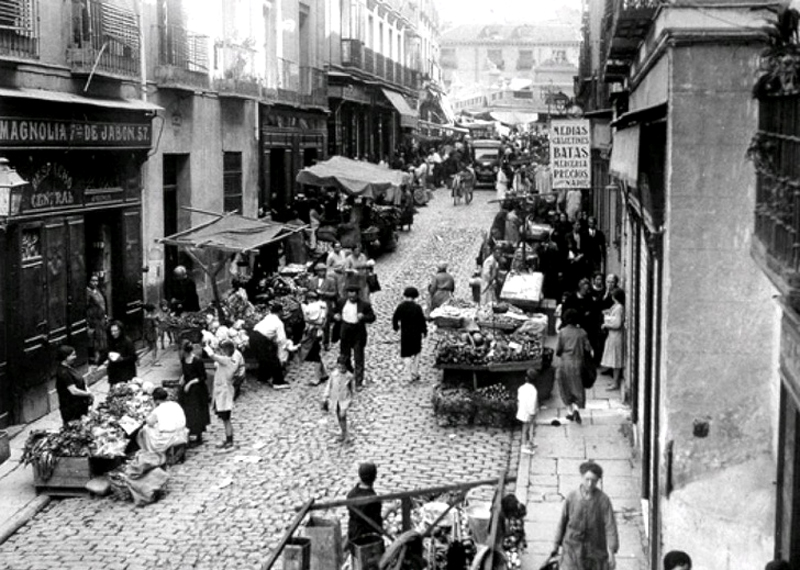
left=0, top=87, right=163, bottom=113
left=609, top=124, right=640, bottom=188
left=381, top=88, right=418, bottom=128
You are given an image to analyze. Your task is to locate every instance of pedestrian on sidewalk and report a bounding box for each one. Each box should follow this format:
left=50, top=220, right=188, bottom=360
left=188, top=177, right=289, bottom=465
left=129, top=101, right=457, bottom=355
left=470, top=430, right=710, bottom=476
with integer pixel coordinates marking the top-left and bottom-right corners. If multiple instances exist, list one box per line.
left=392, top=287, right=428, bottom=382
left=104, top=320, right=137, bottom=386
left=556, top=309, right=593, bottom=424
left=517, top=369, right=538, bottom=454
left=552, top=461, right=619, bottom=570
left=601, top=289, right=625, bottom=393
left=664, top=551, right=692, bottom=570
left=335, top=286, right=376, bottom=389
left=323, top=356, right=354, bottom=443
left=178, top=340, right=209, bottom=447
left=56, top=345, right=93, bottom=425
left=204, top=340, right=237, bottom=449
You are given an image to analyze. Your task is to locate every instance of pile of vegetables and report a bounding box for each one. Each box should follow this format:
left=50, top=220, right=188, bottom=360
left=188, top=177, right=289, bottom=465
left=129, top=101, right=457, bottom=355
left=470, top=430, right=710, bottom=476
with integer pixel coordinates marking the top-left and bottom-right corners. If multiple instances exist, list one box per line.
left=22, top=381, right=155, bottom=481
left=435, top=329, right=543, bottom=367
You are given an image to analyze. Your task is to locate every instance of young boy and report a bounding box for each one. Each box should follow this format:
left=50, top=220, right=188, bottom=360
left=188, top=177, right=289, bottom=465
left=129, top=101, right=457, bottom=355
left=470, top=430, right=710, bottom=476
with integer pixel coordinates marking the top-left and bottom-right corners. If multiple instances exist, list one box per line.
left=346, top=462, right=383, bottom=556
left=157, top=299, right=174, bottom=349
left=517, top=369, right=539, bottom=454
left=204, top=340, right=237, bottom=449
left=324, top=356, right=354, bottom=443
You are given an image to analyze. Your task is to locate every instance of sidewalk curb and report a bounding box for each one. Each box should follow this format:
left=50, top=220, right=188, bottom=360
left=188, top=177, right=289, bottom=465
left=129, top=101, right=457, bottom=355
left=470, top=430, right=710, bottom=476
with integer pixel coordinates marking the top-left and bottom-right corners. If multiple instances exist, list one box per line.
left=0, top=494, right=50, bottom=547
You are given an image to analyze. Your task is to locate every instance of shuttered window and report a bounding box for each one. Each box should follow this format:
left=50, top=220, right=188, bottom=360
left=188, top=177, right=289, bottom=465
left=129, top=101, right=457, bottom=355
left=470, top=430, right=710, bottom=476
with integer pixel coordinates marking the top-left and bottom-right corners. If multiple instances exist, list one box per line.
left=223, top=152, right=243, bottom=213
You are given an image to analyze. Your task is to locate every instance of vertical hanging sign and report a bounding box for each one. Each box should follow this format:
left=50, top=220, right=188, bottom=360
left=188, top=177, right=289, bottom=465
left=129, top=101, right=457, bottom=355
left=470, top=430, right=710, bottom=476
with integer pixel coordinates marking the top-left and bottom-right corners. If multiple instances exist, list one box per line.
left=550, top=119, right=591, bottom=189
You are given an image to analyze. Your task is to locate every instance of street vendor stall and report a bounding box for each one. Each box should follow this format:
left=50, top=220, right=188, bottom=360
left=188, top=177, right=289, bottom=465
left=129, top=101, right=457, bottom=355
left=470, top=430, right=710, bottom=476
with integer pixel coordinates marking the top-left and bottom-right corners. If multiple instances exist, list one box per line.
left=297, top=156, right=408, bottom=255
left=429, top=301, right=552, bottom=428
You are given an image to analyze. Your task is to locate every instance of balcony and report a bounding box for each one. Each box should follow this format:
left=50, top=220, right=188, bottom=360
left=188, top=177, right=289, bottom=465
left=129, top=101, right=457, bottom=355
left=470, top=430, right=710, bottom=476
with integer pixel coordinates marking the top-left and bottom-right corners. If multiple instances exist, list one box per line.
left=751, top=97, right=800, bottom=303
left=0, top=0, right=39, bottom=61
left=155, top=24, right=209, bottom=90
left=213, top=41, right=261, bottom=99
left=300, top=66, right=327, bottom=107
left=339, top=38, right=420, bottom=91
left=275, top=57, right=300, bottom=105
left=602, top=0, right=663, bottom=81
left=67, top=0, right=140, bottom=78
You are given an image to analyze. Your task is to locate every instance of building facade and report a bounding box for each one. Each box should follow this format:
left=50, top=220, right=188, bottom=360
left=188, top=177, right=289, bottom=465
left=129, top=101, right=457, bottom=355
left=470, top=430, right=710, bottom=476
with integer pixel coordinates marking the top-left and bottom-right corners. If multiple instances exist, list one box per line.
left=325, top=0, right=438, bottom=160
left=440, top=24, right=579, bottom=98
left=0, top=0, right=159, bottom=424
left=584, top=0, right=782, bottom=566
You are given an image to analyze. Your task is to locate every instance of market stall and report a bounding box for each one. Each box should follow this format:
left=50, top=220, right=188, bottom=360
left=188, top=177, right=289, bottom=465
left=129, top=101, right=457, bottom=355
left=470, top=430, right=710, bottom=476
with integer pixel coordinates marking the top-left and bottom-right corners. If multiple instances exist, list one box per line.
left=429, top=301, right=552, bottom=428
left=297, top=156, right=408, bottom=255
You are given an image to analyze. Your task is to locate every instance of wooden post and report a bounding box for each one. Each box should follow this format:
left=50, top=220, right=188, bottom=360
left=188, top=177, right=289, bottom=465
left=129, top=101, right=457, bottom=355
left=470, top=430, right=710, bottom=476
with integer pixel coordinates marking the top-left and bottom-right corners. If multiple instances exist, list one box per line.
left=261, top=498, right=315, bottom=570
left=401, top=497, right=412, bottom=532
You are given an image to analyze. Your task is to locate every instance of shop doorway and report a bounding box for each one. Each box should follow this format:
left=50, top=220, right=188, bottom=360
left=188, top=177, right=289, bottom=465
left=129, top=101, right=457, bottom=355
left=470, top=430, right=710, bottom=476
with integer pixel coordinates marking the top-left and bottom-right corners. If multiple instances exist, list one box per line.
left=85, top=212, right=116, bottom=315
left=303, top=148, right=318, bottom=167
left=163, top=154, right=190, bottom=298
left=268, top=149, right=287, bottom=216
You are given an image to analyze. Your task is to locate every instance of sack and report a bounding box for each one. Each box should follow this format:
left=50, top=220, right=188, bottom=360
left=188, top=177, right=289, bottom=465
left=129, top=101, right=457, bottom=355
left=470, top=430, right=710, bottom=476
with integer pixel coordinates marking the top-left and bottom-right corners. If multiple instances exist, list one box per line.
left=581, top=359, right=597, bottom=389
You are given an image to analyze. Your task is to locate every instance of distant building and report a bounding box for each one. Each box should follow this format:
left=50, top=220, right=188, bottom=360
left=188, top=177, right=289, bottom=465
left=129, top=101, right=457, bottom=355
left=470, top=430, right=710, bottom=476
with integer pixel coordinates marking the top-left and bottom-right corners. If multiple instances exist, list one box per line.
left=440, top=23, right=579, bottom=98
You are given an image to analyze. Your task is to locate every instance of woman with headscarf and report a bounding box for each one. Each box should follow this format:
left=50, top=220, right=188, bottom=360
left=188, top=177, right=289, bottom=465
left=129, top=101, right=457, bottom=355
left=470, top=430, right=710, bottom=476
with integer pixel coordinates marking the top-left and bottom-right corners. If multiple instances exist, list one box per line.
left=555, top=309, right=593, bottom=424
left=104, top=320, right=137, bottom=385
left=178, top=340, right=210, bottom=446
left=551, top=461, right=619, bottom=570
left=428, top=263, right=455, bottom=313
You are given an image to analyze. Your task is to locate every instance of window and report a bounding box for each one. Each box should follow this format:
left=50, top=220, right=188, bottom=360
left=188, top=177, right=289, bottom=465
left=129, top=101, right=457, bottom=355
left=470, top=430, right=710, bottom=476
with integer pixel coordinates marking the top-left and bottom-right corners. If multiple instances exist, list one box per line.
left=517, top=49, right=533, bottom=70
left=552, top=49, right=567, bottom=64
left=223, top=152, right=243, bottom=213
left=487, top=49, right=503, bottom=70
left=441, top=47, right=457, bottom=69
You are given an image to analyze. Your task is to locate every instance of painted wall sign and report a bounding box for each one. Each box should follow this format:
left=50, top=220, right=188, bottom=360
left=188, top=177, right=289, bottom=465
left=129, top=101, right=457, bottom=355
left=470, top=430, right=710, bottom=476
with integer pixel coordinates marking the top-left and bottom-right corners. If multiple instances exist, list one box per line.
left=550, top=119, right=591, bottom=189
left=0, top=117, right=152, bottom=147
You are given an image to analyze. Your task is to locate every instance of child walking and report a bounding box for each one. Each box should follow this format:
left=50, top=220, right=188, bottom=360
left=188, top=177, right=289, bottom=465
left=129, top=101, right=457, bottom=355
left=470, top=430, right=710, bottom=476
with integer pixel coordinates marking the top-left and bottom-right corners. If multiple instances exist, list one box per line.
left=517, top=369, right=539, bottom=454
left=142, top=303, right=160, bottom=365
left=324, top=356, right=354, bottom=443
left=204, top=340, right=238, bottom=449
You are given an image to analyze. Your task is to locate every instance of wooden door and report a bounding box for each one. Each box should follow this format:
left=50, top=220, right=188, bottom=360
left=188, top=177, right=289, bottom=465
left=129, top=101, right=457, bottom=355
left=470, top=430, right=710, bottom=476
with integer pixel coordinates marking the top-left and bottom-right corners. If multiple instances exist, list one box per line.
left=17, top=222, right=49, bottom=389
left=119, top=209, right=143, bottom=340
left=44, top=219, right=69, bottom=357
left=66, top=216, right=88, bottom=363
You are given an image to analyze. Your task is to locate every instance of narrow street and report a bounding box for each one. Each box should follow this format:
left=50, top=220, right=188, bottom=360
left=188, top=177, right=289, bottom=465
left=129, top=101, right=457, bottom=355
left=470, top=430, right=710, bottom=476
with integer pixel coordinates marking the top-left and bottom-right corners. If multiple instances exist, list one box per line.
left=0, top=191, right=521, bottom=570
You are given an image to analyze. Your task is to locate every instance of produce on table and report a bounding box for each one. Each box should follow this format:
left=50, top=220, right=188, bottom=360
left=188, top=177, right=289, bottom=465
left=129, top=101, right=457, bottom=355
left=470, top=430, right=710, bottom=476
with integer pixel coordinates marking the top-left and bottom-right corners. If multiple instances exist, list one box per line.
left=435, top=328, right=543, bottom=366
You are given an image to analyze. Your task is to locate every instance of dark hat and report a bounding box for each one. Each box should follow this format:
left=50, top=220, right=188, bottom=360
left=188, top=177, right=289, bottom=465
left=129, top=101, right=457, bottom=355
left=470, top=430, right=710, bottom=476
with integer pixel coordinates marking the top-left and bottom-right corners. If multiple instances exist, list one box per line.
left=403, top=287, right=419, bottom=298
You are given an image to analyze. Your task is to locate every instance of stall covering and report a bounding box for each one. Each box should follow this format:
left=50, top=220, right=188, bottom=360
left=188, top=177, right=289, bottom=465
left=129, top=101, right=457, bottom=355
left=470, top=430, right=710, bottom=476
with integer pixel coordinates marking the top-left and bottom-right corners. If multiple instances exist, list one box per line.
left=296, top=156, right=405, bottom=203
left=160, top=213, right=304, bottom=253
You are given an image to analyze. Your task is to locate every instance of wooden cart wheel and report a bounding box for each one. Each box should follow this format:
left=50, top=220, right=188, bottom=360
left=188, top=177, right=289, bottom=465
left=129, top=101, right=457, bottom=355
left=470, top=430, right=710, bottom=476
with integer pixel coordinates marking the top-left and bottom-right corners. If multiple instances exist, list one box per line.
left=380, top=530, right=425, bottom=570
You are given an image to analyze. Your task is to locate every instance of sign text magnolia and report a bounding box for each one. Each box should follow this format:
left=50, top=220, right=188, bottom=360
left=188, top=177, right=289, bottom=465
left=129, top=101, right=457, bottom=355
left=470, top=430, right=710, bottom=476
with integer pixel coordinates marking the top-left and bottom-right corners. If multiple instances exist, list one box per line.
left=0, top=118, right=152, bottom=147
left=550, top=119, right=591, bottom=189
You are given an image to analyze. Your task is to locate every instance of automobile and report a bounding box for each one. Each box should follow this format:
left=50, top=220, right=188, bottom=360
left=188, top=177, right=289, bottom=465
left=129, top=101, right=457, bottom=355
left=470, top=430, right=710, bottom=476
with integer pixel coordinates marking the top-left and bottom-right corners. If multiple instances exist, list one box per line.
left=471, top=139, right=502, bottom=188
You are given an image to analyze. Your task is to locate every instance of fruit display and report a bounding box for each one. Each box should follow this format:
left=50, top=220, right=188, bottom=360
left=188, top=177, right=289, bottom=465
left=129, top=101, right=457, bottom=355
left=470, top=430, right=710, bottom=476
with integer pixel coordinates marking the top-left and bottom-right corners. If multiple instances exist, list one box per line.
left=435, top=328, right=543, bottom=367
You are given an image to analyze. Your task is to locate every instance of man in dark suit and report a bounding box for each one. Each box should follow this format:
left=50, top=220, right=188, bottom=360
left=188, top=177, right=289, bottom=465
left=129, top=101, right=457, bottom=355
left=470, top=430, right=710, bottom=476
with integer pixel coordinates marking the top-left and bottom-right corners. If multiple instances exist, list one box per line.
left=583, top=216, right=607, bottom=274
left=169, top=265, right=200, bottom=315
left=334, top=286, right=376, bottom=388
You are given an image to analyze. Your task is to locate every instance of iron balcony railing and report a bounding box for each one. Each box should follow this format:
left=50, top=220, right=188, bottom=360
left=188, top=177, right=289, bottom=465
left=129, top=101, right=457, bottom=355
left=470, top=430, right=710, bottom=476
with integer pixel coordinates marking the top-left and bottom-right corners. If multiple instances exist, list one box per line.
left=159, top=24, right=209, bottom=73
left=753, top=97, right=800, bottom=277
left=339, top=38, right=420, bottom=91
left=277, top=57, right=300, bottom=104
left=300, top=66, right=327, bottom=107
left=67, top=0, right=140, bottom=77
left=214, top=41, right=261, bottom=98
left=0, top=0, right=38, bottom=60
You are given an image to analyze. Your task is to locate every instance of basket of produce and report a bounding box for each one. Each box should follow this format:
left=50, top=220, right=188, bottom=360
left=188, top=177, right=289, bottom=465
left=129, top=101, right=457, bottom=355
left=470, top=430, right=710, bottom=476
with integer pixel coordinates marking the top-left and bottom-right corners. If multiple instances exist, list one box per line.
left=473, top=384, right=517, bottom=428
left=432, top=384, right=476, bottom=426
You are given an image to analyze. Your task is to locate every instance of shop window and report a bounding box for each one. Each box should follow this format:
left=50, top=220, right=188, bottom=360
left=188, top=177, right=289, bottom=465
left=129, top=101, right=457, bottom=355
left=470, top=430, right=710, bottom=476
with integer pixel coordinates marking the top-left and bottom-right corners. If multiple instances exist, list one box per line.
left=21, top=228, right=41, bottom=261
left=223, top=151, right=243, bottom=213
left=552, top=49, right=567, bottom=64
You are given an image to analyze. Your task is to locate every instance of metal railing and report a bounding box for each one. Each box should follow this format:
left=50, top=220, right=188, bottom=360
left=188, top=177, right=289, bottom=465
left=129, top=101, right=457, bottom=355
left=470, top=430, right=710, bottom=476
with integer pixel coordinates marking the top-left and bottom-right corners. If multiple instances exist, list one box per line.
left=158, top=24, right=209, bottom=73
left=753, top=97, right=800, bottom=275
left=299, top=65, right=327, bottom=107
left=0, top=0, right=38, bottom=59
left=339, top=38, right=419, bottom=90
left=214, top=42, right=260, bottom=97
left=67, top=0, right=140, bottom=77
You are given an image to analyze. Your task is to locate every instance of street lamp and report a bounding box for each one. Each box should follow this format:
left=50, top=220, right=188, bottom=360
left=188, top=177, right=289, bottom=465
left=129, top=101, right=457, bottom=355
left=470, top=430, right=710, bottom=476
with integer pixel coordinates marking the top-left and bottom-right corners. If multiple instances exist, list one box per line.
left=0, top=157, right=28, bottom=217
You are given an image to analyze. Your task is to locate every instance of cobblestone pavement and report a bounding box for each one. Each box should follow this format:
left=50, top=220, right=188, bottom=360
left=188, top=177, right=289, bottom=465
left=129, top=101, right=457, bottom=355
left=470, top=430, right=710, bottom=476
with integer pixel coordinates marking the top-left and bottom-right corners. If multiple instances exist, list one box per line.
left=0, top=190, right=520, bottom=570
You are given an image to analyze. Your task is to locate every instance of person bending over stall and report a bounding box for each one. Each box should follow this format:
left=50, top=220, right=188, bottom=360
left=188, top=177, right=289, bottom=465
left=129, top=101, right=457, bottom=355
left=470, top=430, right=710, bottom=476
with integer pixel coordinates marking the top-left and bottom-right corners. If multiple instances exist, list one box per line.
left=137, top=387, right=188, bottom=455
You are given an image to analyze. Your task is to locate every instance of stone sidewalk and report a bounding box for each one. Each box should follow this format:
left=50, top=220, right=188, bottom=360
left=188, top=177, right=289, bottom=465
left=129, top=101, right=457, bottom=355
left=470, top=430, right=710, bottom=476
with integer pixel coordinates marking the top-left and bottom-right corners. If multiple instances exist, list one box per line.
left=517, top=371, right=647, bottom=570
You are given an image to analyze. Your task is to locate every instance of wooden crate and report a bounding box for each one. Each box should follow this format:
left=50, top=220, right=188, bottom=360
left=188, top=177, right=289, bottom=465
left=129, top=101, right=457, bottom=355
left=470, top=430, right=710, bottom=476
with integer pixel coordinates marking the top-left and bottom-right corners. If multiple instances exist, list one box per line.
left=33, top=456, right=92, bottom=496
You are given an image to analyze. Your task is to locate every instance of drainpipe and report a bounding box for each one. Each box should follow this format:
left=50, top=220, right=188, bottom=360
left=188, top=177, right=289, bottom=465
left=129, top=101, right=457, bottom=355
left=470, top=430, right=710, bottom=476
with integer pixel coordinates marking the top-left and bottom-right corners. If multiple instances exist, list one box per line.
left=139, top=0, right=147, bottom=101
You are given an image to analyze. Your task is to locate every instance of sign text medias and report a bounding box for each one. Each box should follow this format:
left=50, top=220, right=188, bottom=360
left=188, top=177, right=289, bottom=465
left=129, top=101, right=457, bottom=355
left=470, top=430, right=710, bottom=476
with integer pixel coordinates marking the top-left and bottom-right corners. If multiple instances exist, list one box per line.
left=550, top=119, right=591, bottom=189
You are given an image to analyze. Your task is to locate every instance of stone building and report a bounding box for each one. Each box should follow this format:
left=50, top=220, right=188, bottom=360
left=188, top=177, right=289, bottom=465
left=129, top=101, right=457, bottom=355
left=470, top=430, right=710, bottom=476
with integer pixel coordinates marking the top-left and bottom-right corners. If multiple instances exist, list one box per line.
left=580, top=0, right=782, bottom=566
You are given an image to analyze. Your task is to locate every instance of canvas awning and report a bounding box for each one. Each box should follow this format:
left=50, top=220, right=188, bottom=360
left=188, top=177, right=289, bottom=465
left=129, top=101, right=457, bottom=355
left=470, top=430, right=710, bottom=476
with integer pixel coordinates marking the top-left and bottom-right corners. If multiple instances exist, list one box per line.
left=489, top=111, right=539, bottom=125
left=609, top=125, right=640, bottom=187
left=0, top=86, right=163, bottom=113
left=381, top=88, right=418, bottom=128
left=296, top=155, right=405, bottom=203
left=159, top=213, right=305, bottom=254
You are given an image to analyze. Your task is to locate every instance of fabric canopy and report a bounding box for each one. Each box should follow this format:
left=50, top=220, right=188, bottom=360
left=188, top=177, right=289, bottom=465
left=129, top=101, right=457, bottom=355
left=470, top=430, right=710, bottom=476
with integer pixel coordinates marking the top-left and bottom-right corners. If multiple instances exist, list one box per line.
left=296, top=156, right=405, bottom=203
left=489, top=111, right=539, bottom=125
left=381, top=88, right=418, bottom=128
left=160, top=214, right=303, bottom=254
left=609, top=125, right=640, bottom=187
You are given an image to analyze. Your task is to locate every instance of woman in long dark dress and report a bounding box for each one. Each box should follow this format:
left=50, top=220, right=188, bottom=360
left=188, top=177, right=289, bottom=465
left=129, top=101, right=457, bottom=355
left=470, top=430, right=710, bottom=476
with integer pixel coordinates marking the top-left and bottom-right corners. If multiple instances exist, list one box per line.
left=178, top=340, right=210, bottom=446
left=104, top=321, right=137, bottom=385
left=556, top=309, right=593, bottom=424
left=392, top=287, right=428, bottom=382
left=55, top=345, right=93, bottom=425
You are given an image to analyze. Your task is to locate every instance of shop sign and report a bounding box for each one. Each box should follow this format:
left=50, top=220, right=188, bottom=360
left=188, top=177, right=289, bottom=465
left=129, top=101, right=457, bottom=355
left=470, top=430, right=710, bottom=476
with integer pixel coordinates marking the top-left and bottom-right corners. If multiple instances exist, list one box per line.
left=550, top=119, right=591, bottom=189
left=0, top=117, right=152, bottom=148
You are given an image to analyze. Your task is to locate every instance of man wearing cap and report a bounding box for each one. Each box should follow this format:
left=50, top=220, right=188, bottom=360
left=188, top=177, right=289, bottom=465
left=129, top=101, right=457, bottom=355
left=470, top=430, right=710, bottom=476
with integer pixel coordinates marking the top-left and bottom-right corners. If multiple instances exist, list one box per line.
left=334, top=286, right=376, bottom=389
left=309, top=263, right=338, bottom=350
left=428, top=263, right=455, bottom=313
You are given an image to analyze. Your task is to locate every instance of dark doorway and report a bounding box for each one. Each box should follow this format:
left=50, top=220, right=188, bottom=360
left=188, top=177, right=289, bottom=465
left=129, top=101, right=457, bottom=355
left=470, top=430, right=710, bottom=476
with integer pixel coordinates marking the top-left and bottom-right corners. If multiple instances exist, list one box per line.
left=269, top=149, right=287, bottom=217
left=163, top=154, right=190, bottom=299
left=303, top=148, right=318, bottom=167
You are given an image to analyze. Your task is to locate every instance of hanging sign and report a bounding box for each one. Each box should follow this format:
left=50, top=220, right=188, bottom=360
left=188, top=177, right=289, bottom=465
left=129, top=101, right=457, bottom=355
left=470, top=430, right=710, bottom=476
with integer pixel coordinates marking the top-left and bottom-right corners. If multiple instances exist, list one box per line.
left=550, top=119, right=591, bottom=189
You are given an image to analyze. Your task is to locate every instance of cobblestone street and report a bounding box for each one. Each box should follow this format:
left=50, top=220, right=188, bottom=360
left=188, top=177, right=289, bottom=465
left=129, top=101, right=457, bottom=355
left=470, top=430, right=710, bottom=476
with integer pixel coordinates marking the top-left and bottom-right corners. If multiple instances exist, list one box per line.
left=0, top=191, right=520, bottom=570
